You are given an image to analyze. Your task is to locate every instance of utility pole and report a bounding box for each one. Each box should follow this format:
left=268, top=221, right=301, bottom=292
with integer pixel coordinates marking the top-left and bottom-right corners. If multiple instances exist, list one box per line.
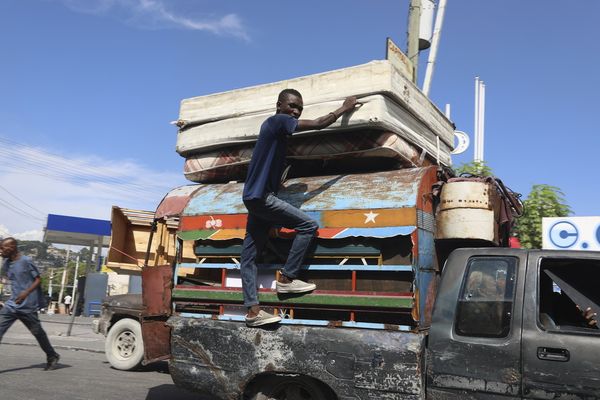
left=58, top=267, right=67, bottom=305
left=423, top=0, right=448, bottom=96
left=473, top=77, right=486, bottom=163
left=58, top=246, right=70, bottom=304
left=407, top=0, right=422, bottom=84
left=48, top=268, right=54, bottom=298
left=71, top=255, right=79, bottom=299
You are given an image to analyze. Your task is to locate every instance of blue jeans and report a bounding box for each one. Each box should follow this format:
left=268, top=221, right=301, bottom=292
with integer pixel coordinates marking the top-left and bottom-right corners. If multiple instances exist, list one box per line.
left=241, top=194, right=319, bottom=307
left=0, top=307, right=58, bottom=359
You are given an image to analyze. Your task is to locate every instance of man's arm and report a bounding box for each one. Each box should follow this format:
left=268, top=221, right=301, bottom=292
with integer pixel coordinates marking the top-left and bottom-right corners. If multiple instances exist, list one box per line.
left=296, top=96, right=359, bottom=132
left=15, top=276, right=41, bottom=304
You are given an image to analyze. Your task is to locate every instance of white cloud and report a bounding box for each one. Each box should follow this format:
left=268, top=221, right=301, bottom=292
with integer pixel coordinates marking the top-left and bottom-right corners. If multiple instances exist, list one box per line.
left=58, top=0, right=250, bottom=40
left=0, top=138, right=187, bottom=241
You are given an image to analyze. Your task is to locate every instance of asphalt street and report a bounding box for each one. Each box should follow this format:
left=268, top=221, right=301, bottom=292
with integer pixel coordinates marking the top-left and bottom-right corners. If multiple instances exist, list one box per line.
left=0, top=344, right=205, bottom=400
left=1, top=314, right=104, bottom=353
left=0, top=314, right=215, bottom=400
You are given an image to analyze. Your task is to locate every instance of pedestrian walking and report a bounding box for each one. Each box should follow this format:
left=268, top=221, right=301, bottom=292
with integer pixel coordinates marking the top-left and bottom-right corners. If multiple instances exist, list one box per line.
left=0, top=237, right=60, bottom=370
left=63, top=294, right=72, bottom=315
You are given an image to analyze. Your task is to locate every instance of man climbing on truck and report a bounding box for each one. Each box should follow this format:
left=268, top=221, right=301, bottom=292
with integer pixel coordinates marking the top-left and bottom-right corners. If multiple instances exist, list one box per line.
left=241, top=89, right=359, bottom=327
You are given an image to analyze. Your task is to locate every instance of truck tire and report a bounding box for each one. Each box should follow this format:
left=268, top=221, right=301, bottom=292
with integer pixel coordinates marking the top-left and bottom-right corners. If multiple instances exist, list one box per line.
left=251, top=376, right=330, bottom=400
left=105, top=318, right=144, bottom=371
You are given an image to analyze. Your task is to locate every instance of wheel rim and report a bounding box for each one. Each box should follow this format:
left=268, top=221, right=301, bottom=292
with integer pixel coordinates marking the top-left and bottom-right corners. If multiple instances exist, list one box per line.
left=115, top=330, right=137, bottom=358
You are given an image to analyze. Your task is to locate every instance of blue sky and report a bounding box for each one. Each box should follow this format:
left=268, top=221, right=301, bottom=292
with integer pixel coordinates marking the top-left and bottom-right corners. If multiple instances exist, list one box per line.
left=0, top=0, right=598, bottom=240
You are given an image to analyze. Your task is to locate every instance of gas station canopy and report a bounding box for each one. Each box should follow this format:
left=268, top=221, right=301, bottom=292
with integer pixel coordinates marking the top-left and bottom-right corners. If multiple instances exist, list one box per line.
left=43, top=214, right=111, bottom=247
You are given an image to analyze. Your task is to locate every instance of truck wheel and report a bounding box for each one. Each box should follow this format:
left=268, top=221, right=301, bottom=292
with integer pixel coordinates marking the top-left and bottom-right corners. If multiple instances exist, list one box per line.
left=105, top=318, right=144, bottom=370
left=252, top=376, right=330, bottom=400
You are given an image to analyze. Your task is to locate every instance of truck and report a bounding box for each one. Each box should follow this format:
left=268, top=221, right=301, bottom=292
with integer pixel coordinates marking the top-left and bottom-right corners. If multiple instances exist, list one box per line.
left=93, top=58, right=599, bottom=399
left=95, top=172, right=600, bottom=399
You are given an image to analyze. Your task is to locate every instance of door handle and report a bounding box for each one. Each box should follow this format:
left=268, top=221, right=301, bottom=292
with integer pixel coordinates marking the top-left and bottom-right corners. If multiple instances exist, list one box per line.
left=537, top=347, right=570, bottom=362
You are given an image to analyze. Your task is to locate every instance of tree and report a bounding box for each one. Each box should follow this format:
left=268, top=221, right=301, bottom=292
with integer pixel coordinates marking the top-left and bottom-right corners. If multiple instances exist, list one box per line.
left=513, top=184, right=571, bottom=249
left=454, top=160, right=494, bottom=177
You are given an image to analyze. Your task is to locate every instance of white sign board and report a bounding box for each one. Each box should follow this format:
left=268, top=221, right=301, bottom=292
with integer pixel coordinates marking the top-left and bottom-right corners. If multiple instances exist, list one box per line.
left=542, top=217, right=600, bottom=251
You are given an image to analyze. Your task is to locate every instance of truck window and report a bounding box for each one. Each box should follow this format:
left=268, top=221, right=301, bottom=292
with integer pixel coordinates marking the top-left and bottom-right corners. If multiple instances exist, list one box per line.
left=455, top=257, right=517, bottom=338
left=538, top=258, right=600, bottom=332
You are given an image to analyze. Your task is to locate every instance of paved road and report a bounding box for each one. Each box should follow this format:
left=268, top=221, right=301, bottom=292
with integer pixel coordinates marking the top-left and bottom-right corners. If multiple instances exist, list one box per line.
left=1, top=314, right=104, bottom=353
left=0, top=344, right=211, bottom=400
left=0, top=314, right=216, bottom=400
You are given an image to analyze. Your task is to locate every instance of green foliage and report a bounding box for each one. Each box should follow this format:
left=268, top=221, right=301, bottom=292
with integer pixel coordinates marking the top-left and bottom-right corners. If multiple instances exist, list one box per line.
left=513, top=184, right=571, bottom=249
left=454, top=160, right=494, bottom=177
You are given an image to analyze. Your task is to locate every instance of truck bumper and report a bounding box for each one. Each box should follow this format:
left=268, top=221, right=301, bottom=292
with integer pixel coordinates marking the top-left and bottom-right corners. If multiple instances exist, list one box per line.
left=168, top=316, right=426, bottom=400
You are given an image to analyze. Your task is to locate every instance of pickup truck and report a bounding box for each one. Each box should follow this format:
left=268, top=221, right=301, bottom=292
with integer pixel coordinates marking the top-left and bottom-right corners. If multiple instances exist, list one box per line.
left=95, top=245, right=600, bottom=399
left=93, top=168, right=599, bottom=400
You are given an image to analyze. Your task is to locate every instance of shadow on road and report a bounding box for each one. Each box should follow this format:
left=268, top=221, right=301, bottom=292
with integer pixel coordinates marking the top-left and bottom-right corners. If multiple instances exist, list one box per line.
left=146, top=384, right=216, bottom=400
left=0, top=364, right=46, bottom=374
left=0, top=363, right=70, bottom=374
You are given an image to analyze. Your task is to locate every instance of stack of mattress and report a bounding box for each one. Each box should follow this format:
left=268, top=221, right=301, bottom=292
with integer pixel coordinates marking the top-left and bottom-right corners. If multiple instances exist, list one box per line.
left=177, top=60, right=455, bottom=183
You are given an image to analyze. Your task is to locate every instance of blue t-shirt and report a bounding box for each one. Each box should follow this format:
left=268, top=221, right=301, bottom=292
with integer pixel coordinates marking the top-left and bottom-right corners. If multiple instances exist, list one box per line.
left=2, top=256, right=43, bottom=312
left=243, top=114, right=298, bottom=200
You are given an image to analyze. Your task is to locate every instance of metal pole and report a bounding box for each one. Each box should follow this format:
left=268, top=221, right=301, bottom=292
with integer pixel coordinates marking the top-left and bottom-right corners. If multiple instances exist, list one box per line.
left=95, top=235, right=103, bottom=271
left=474, top=77, right=480, bottom=162
left=71, top=255, right=79, bottom=299
left=407, top=0, right=422, bottom=84
left=423, top=0, right=448, bottom=96
left=48, top=268, right=54, bottom=298
left=58, top=246, right=70, bottom=305
left=479, top=82, right=486, bottom=162
left=86, top=243, right=93, bottom=272
left=58, top=267, right=67, bottom=305
left=65, top=290, right=78, bottom=337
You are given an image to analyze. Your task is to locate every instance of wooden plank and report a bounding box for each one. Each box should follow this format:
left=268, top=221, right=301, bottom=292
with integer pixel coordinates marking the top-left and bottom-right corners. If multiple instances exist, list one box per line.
left=177, top=263, right=412, bottom=272
left=192, top=242, right=384, bottom=257
left=179, top=312, right=413, bottom=331
left=172, top=287, right=413, bottom=309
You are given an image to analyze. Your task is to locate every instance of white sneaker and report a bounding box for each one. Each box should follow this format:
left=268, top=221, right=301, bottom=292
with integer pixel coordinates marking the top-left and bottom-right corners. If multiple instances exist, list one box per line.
left=245, top=310, right=282, bottom=327
left=276, top=279, right=317, bottom=294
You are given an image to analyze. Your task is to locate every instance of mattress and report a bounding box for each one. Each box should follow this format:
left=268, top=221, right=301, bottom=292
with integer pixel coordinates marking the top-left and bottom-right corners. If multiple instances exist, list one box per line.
left=178, top=94, right=453, bottom=166
left=183, top=131, right=427, bottom=183
left=176, top=60, right=454, bottom=158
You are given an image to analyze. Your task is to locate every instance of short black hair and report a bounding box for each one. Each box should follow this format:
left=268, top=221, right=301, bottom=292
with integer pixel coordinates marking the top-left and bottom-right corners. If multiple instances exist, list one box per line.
left=278, top=88, right=302, bottom=102
left=1, top=237, right=16, bottom=246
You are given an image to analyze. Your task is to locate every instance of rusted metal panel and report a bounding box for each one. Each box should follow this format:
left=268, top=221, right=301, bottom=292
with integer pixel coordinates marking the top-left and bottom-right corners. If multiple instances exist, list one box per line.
left=155, top=185, right=202, bottom=219
left=142, top=265, right=173, bottom=317
left=178, top=167, right=437, bottom=240
left=168, top=317, right=425, bottom=400
left=141, top=265, right=173, bottom=364
left=183, top=169, right=427, bottom=215
left=141, top=318, right=171, bottom=365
